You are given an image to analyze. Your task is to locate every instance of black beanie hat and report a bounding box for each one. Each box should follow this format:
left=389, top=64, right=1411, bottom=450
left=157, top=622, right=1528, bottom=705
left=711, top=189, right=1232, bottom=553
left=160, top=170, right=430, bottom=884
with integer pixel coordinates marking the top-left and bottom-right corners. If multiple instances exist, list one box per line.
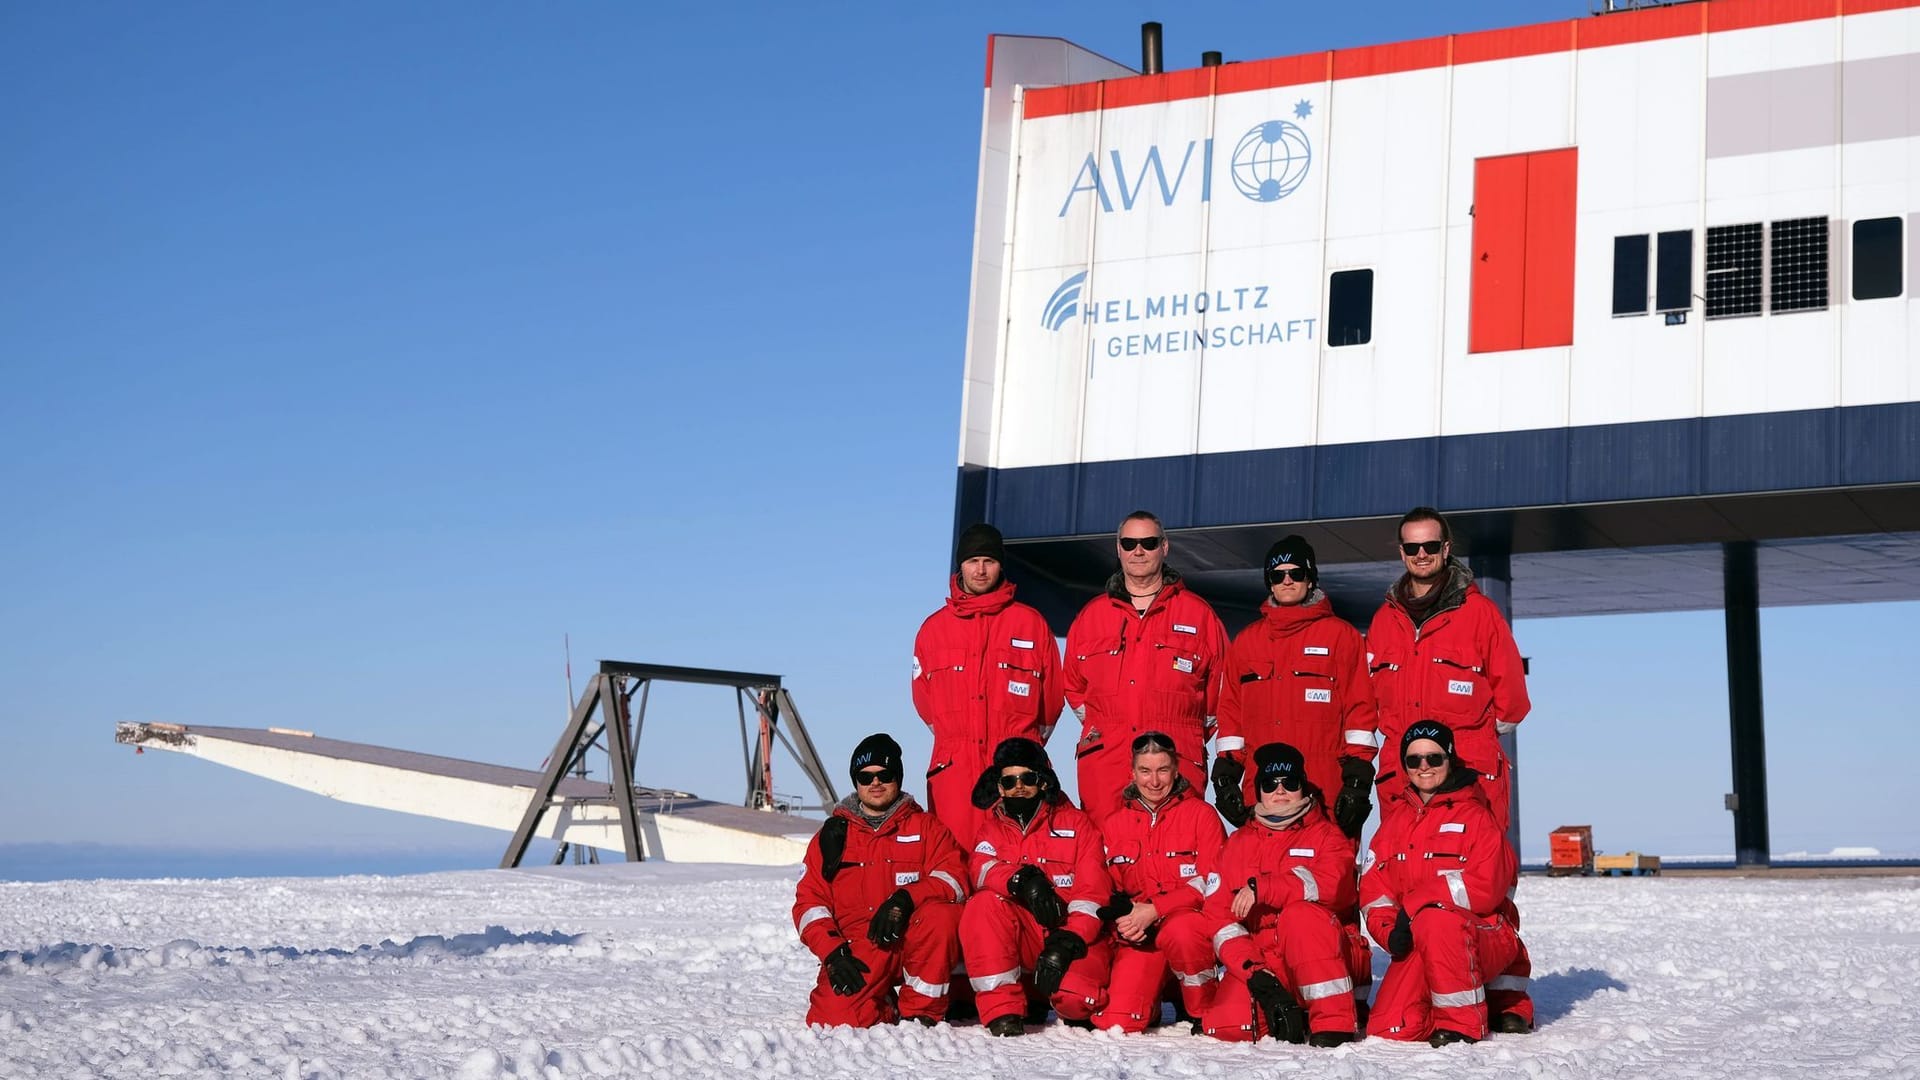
left=1264, top=534, right=1318, bottom=585
left=1401, top=720, right=1455, bottom=759
left=1253, top=742, right=1308, bottom=788
left=955, top=523, right=1006, bottom=568
left=849, top=732, right=903, bottom=785
left=970, top=736, right=1063, bottom=809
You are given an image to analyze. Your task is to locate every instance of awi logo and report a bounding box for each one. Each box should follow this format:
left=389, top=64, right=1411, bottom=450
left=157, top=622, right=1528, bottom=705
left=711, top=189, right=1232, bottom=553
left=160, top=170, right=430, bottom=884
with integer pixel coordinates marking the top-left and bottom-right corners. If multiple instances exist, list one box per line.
left=1057, top=102, right=1316, bottom=216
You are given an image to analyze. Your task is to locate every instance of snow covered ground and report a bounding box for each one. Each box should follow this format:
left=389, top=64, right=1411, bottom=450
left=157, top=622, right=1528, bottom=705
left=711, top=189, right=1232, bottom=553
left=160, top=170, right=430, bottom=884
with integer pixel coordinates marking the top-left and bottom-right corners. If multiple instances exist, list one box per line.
left=2, top=863, right=1916, bottom=1079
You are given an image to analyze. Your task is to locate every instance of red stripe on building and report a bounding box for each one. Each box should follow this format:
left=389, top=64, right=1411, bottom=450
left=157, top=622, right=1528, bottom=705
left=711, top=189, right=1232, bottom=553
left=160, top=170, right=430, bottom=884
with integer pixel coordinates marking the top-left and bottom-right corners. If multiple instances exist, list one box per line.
left=1331, top=35, right=1452, bottom=80
left=1709, top=0, right=1838, bottom=32
left=1577, top=2, right=1709, bottom=49
left=1103, top=66, right=1213, bottom=111
left=1215, top=52, right=1330, bottom=95
left=1454, top=21, right=1574, bottom=66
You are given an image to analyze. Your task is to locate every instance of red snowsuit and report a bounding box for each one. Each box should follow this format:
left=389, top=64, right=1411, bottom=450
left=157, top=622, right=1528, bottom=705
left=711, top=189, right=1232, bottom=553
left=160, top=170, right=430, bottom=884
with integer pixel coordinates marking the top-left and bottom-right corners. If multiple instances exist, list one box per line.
left=1216, top=595, right=1379, bottom=810
left=1091, top=779, right=1228, bottom=1032
left=792, top=796, right=969, bottom=1027
left=1064, top=572, right=1228, bottom=819
left=913, top=577, right=1064, bottom=847
left=960, top=795, right=1114, bottom=1025
left=1367, top=564, right=1530, bottom=834
left=1360, top=777, right=1533, bottom=1042
left=1198, top=802, right=1359, bottom=1041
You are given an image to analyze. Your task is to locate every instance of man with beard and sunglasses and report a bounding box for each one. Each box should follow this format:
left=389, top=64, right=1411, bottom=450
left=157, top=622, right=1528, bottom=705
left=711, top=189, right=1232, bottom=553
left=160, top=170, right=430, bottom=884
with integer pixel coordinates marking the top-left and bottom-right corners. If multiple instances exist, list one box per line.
left=959, top=737, right=1114, bottom=1036
left=1359, top=721, right=1533, bottom=1045
left=1197, top=742, right=1358, bottom=1046
left=1366, top=507, right=1530, bottom=836
left=1064, top=510, right=1229, bottom=820
left=911, top=522, right=1064, bottom=848
left=792, top=734, right=969, bottom=1027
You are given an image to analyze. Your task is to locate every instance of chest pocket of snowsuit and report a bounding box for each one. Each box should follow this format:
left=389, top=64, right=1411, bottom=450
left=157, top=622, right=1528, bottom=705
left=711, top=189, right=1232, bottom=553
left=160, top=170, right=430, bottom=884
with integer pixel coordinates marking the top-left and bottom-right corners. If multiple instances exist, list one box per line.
left=1423, top=651, right=1489, bottom=726
left=990, top=640, right=1043, bottom=723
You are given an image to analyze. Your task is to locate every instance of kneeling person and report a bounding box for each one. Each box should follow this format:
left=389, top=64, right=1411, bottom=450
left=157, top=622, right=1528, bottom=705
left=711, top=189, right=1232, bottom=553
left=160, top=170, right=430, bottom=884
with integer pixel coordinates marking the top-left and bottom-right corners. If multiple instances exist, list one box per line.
left=960, top=737, right=1114, bottom=1036
left=793, top=733, right=968, bottom=1027
left=1200, top=743, right=1358, bottom=1046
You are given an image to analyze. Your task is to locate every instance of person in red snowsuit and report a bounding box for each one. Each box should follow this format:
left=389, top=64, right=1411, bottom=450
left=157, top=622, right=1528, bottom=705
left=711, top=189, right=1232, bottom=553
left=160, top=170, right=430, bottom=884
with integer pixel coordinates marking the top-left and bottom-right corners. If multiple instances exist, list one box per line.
left=1214, top=534, right=1380, bottom=835
left=792, top=734, right=969, bottom=1027
left=1064, top=510, right=1228, bottom=821
left=959, top=737, right=1114, bottom=1036
left=1367, top=507, right=1530, bottom=835
left=1360, top=721, right=1534, bottom=1045
left=912, top=523, right=1064, bottom=847
left=1089, top=731, right=1228, bottom=1033
left=1198, top=742, right=1359, bottom=1046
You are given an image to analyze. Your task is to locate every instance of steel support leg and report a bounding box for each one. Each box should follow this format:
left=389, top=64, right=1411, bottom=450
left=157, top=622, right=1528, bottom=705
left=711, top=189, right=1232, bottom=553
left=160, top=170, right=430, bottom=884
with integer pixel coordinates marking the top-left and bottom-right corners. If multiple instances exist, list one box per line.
left=1468, top=551, right=1522, bottom=857
left=1723, top=542, right=1770, bottom=868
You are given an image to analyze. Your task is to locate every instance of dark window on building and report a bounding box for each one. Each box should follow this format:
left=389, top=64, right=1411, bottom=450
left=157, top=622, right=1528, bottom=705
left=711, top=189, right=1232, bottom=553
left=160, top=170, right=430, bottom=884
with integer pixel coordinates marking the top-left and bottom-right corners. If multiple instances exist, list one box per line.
left=1655, top=230, right=1692, bottom=312
left=1853, top=216, right=1902, bottom=300
left=1328, top=268, right=1373, bottom=346
left=1770, top=216, right=1828, bottom=313
left=1705, top=223, right=1763, bottom=319
left=1612, top=234, right=1649, bottom=315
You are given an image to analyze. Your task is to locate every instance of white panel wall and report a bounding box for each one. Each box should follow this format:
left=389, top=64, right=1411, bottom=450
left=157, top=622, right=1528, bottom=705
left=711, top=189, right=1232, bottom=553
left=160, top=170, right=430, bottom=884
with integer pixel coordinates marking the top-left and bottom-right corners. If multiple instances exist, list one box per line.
left=1840, top=8, right=1920, bottom=409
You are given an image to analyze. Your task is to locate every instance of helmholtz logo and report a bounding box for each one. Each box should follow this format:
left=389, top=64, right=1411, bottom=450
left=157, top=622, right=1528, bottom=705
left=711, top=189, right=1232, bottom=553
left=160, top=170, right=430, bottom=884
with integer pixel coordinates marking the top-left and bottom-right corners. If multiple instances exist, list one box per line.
left=1058, top=101, right=1314, bottom=216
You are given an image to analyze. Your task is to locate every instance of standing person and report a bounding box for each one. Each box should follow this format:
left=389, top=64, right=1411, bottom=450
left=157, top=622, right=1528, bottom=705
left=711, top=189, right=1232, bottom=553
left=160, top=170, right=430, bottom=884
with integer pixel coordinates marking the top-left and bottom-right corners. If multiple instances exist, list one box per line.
left=959, top=738, right=1114, bottom=1036
left=1360, top=721, right=1534, bottom=1045
left=1197, top=743, right=1358, bottom=1046
left=1366, top=507, right=1530, bottom=834
left=1213, top=534, right=1380, bottom=838
left=792, top=734, right=969, bottom=1028
left=1064, top=510, right=1229, bottom=820
left=1091, top=732, right=1229, bottom=1033
left=912, top=523, right=1064, bottom=847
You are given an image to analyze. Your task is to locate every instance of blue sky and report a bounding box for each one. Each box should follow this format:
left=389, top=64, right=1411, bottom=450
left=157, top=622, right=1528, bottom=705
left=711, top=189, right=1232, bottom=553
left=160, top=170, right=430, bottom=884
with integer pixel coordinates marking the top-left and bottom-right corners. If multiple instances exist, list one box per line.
left=3, top=1, right=1912, bottom=880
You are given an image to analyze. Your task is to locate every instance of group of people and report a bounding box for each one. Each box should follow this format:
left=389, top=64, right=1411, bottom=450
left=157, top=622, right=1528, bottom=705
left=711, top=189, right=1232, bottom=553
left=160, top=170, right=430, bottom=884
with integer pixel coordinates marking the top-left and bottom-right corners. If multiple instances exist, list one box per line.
left=791, top=507, right=1535, bottom=1047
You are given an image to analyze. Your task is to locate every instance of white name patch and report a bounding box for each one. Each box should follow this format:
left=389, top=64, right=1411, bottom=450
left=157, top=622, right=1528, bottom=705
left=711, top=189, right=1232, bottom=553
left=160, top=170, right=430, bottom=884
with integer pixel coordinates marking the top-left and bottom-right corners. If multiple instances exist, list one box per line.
left=1439, top=823, right=1466, bottom=833
left=1011, top=638, right=1034, bottom=649
left=1052, top=874, right=1075, bottom=888
left=1303, top=646, right=1330, bottom=656
left=912, top=656, right=922, bottom=678
left=1051, top=829, right=1077, bottom=837
left=895, top=871, right=920, bottom=886
left=975, top=841, right=997, bottom=856
left=896, top=834, right=921, bottom=843
left=1008, top=680, right=1031, bottom=697
left=1174, top=657, right=1195, bottom=674
left=1289, top=848, right=1316, bottom=857
left=1304, top=688, right=1332, bottom=703
left=1447, top=680, right=1475, bottom=696
left=1173, top=624, right=1198, bottom=635
left=1178, top=863, right=1198, bottom=878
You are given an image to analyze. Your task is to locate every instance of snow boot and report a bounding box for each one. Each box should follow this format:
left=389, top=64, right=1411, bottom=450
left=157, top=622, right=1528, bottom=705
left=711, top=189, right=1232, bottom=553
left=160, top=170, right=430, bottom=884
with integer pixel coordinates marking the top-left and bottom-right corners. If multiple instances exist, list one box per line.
left=1429, top=1028, right=1477, bottom=1047
left=1493, top=1012, right=1532, bottom=1034
left=1309, top=1031, right=1355, bottom=1048
left=987, top=1015, right=1025, bottom=1037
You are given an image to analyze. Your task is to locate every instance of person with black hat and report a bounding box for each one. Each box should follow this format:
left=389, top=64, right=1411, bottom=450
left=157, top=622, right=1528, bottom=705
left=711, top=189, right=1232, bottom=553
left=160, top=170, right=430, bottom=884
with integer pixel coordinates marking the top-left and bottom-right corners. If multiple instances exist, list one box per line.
left=912, top=522, right=1064, bottom=848
left=1213, top=534, right=1379, bottom=840
left=957, top=737, right=1114, bottom=1036
left=1358, top=721, right=1534, bottom=1046
left=1196, top=742, right=1359, bottom=1046
left=1088, top=731, right=1229, bottom=1033
left=792, top=733, right=970, bottom=1027
left=1063, top=510, right=1230, bottom=820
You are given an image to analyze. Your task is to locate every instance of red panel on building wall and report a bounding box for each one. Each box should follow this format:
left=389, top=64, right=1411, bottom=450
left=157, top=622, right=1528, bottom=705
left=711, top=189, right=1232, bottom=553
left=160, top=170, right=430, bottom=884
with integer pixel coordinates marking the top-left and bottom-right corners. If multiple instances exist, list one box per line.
left=1470, top=148, right=1578, bottom=353
left=1522, top=147, right=1578, bottom=349
left=1470, top=155, right=1530, bottom=354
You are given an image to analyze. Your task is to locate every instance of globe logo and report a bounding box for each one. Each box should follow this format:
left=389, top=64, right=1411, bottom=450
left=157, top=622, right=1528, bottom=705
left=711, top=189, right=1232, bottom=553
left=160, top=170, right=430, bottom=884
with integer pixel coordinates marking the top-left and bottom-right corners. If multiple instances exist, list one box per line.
left=1230, top=119, right=1311, bottom=203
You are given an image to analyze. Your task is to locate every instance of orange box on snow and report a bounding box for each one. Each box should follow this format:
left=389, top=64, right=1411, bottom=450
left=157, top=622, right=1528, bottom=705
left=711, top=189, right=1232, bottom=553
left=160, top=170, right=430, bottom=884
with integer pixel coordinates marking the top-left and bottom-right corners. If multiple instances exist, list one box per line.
left=1549, top=825, right=1594, bottom=876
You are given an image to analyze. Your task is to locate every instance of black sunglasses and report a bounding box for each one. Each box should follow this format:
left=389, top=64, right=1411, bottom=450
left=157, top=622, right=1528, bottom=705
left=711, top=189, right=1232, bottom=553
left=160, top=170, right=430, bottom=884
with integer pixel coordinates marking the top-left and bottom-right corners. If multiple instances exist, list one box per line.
left=1131, top=731, right=1176, bottom=755
left=1400, top=540, right=1445, bottom=556
left=856, top=767, right=901, bottom=786
left=1119, top=535, right=1164, bottom=552
left=1267, top=567, right=1311, bottom=584
left=998, top=770, right=1041, bottom=791
left=1256, top=773, right=1304, bottom=794
left=1403, top=752, right=1449, bottom=770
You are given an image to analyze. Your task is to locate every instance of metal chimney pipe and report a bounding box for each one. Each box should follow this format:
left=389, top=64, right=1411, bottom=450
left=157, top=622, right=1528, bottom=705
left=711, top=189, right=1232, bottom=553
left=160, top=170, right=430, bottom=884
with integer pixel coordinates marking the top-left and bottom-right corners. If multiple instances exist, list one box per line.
left=1201, top=50, right=1222, bottom=67
left=1142, top=22, right=1164, bottom=75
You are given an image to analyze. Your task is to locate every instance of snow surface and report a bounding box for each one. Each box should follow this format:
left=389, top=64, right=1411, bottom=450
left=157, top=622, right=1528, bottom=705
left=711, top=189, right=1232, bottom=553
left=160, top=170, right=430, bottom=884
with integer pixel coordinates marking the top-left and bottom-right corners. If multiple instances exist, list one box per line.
left=2, top=863, right=1917, bottom=1079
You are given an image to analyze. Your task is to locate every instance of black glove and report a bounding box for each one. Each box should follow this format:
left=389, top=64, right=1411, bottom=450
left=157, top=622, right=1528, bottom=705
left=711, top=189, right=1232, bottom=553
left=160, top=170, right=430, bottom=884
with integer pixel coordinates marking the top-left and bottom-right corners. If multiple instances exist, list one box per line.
left=1095, top=890, right=1134, bottom=924
left=824, top=943, right=870, bottom=996
left=1007, top=866, right=1067, bottom=929
left=1333, top=758, right=1375, bottom=840
left=1031, top=929, right=1089, bottom=998
left=1387, top=909, right=1413, bottom=961
left=1211, top=756, right=1251, bottom=827
left=867, top=888, right=914, bottom=947
left=1247, top=969, right=1308, bottom=1044
left=817, top=816, right=849, bottom=882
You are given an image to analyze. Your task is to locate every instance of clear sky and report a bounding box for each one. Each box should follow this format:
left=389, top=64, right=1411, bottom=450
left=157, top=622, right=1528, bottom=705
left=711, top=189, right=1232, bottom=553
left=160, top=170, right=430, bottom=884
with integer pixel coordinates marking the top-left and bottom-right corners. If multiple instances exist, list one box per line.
left=3, top=1, right=1913, bottom=879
